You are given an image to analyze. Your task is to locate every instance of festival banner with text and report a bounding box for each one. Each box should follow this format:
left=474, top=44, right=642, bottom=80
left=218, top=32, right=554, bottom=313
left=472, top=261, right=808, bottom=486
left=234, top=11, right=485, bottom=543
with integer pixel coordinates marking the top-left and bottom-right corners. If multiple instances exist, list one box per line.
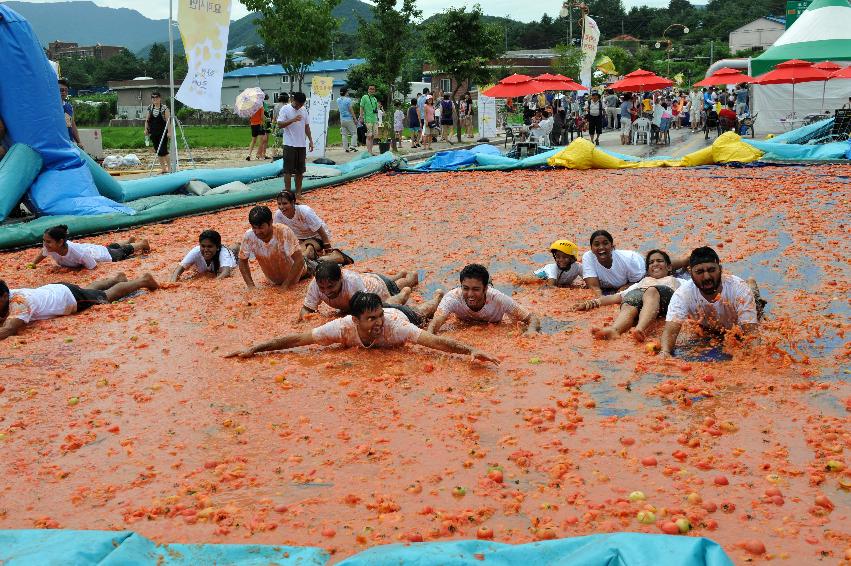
left=176, top=0, right=232, bottom=111
left=477, top=86, right=498, bottom=139
left=580, top=15, right=600, bottom=89
left=308, top=77, right=334, bottom=158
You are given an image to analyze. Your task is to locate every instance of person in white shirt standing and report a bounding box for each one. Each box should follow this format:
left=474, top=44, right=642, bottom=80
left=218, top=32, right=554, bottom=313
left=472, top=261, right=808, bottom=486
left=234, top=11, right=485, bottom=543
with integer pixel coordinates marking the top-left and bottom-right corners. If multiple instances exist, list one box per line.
left=276, top=91, right=314, bottom=199
left=225, top=291, right=499, bottom=364
left=29, top=225, right=150, bottom=270
left=661, top=246, right=763, bottom=357
left=0, top=273, right=159, bottom=341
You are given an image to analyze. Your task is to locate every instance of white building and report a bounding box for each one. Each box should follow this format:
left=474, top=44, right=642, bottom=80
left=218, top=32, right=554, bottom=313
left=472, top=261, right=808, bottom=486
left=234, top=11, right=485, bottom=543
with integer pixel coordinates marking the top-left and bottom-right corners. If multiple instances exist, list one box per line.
left=220, top=58, right=365, bottom=108
left=729, top=16, right=786, bottom=53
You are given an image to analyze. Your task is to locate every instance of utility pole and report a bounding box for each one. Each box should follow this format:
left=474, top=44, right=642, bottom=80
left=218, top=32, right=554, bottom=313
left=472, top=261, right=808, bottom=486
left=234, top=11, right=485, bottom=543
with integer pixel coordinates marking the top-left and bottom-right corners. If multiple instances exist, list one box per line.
left=710, top=40, right=714, bottom=65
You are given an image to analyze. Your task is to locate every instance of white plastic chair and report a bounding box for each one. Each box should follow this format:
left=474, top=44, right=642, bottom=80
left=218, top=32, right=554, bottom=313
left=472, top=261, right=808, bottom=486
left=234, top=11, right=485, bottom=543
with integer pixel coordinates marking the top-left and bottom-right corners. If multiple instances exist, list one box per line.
left=632, top=118, right=651, bottom=145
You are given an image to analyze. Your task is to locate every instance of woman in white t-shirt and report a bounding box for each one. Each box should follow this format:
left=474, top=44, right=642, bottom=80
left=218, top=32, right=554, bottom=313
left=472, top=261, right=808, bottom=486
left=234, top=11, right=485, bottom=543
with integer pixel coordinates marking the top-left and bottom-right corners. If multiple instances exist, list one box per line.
left=576, top=249, right=682, bottom=341
left=29, top=225, right=150, bottom=270
left=274, top=191, right=353, bottom=266
left=170, top=230, right=237, bottom=281
left=581, top=229, right=646, bottom=296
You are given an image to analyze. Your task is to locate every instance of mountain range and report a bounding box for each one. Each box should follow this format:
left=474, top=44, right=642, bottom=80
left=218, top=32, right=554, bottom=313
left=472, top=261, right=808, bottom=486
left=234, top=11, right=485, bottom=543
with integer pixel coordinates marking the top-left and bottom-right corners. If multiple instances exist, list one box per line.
left=5, top=0, right=373, bottom=53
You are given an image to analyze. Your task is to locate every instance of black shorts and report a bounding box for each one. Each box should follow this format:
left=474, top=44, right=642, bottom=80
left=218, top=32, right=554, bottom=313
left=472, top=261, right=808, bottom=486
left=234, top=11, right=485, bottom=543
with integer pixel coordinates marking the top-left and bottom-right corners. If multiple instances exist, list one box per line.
left=283, top=145, right=307, bottom=175
left=376, top=273, right=400, bottom=296
left=588, top=116, right=603, bottom=136
left=622, top=285, right=675, bottom=316
left=107, top=243, right=134, bottom=262
left=383, top=303, right=424, bottom=327
left=60, top=283, right=108, bottom=312
left=250, top=124, right=266, bottom=137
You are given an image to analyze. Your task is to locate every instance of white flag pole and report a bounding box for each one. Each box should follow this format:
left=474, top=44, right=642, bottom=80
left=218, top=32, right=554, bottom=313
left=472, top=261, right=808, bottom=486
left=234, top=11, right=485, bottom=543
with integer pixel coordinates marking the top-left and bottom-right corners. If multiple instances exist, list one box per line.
left=168, top=0, right=179, bottom=171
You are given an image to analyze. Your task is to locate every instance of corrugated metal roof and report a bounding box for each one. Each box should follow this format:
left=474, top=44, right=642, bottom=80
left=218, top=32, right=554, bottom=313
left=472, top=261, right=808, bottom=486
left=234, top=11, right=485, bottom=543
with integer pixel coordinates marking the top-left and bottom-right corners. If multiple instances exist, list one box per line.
left=224, top=58, right=365, bottom=78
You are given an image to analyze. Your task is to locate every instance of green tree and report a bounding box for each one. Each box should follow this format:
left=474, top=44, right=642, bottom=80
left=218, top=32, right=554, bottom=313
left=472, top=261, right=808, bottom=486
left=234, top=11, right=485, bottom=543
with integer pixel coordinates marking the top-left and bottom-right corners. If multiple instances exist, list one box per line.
left=585, top=0, right=627, bottom=38
left=357, top=0, right=421, bottom=144
left=241, top=0, right=341, bottom=91
left=92, top=49, right=144, bottom=85
left=244, top=44, right=272, bottom=64
left=148, top=43, right=169, bottom=79
left=423, top=5, right=502, bottom=141
left=552, top=43, right=582, bottom=80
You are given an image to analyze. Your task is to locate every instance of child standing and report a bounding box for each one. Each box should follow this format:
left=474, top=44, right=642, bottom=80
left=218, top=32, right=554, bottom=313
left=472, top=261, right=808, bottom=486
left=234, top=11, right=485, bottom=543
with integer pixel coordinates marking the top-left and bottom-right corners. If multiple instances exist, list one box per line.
left=393, top=104, right=405, bottom=146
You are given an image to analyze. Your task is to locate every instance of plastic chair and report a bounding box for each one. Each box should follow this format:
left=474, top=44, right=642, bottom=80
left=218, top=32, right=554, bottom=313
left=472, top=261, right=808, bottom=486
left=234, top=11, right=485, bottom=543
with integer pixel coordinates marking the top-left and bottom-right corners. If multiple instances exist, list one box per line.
left=631, top=118, right=651, bottom=145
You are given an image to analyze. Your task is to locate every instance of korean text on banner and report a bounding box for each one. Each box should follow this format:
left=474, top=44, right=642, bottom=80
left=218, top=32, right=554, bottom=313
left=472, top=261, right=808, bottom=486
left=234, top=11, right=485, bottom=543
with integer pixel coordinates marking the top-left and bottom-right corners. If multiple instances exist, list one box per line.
left=580, top=15, right=600, bottom=89
left=477, top=89, right=498, bottom=138
left=176, top=0, right=233, bottom=112
left=308, top=77, right=333, bottom=158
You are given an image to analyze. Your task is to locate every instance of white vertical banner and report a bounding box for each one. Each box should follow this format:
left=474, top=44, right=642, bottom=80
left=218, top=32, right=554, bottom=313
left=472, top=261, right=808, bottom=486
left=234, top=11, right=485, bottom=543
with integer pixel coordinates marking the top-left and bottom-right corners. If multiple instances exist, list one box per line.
left=580, top=15, right=600, bottom=89
left=307, top=76, right=333, bottom=158
left=176, top=0, right=232, bottom=111
left=477, top=92, right=498, bottom=138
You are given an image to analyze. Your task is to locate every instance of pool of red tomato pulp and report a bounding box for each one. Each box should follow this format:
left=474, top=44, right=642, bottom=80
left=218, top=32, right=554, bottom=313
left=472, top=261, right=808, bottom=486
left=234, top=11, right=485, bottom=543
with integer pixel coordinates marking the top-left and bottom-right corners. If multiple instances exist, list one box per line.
left=0, top=165, right=849, bottom=563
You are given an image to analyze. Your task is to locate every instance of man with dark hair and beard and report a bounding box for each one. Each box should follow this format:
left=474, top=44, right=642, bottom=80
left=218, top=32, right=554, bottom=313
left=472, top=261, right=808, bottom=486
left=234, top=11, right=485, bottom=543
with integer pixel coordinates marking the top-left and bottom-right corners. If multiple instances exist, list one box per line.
left=660, top=246, right=762, bottom=357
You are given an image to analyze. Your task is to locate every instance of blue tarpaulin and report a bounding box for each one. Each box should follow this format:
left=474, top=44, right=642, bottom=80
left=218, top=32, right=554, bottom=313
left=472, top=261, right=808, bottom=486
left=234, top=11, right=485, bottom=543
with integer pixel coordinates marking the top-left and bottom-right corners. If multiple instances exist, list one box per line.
left=0, top=530, right=734, bottom=566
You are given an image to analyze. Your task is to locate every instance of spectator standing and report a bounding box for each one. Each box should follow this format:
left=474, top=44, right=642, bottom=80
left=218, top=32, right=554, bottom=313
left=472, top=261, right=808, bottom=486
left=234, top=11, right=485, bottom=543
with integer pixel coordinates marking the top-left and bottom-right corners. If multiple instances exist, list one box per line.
left=246, top=93, right=269, bottom=161
left=460, top=92, right=474, bottom=139
left=586, top=91, right=604, bottom=145
left=604, top=89, right=620, bottom=130
left=393, top=104, right=404, bottom=145
left=358, top=85, right=380, bottom=155
left=440, top=93, right=454, bottom=143
left=734, top=84, right=749, bottom=116
left=276, top=91, right=314, bottom=199
left=421, top=96, right=435, bottom=150
left=58, top=78, right=80, bottom=145
left=619, top=94, right=633, bottom=145
left=337, top=87, right=357, bottom=152
left=144, top=91, right=171, bottom=174
left=407, top=98, right=421, bottom=148
left=417, top=87, right=429, bottom=128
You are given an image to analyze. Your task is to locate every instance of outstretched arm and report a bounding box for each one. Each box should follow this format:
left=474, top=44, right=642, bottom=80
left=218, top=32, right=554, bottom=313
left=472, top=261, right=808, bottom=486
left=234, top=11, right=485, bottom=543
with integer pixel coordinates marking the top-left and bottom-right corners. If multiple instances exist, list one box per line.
left=170, top=264, right=186, bottom=282
left=415, top=332, right=499, bottom=365
left=283, top=248, right=305, bottom=288
left=316, top=226, right=332, bottom=249
left=660, top=321, right=682, bottom=357
left=225, top=332, right=316, bottom=358
left=583, top=277, right=603, bottom=297
left=427, top=311, right=450, bottom=335
left=238, top=258, right=255, bottom=289
left=28, top=251, right=47, bottom=268
left=0, top=318, right=27, bottom=341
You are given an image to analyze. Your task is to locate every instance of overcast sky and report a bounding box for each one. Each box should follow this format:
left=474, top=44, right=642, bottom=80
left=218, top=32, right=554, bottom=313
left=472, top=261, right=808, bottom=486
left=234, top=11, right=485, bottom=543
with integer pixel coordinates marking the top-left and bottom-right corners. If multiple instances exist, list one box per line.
left=22, top=0, right=675, bottom=22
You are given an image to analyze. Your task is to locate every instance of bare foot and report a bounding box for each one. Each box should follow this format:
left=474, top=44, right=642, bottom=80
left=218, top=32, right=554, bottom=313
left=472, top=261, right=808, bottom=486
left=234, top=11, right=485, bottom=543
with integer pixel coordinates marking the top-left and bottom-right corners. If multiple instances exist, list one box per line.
left=433, top=288, right=445, bottom=302
left=591, top=326, right=618, bottom=340
left=630, top=328, right=647, bottom=343
left=398, top=286, right=412, bottom=304
left=127, top=236, right=136, bottom=243
left=114, top=272, right=128, bottom=283
left=140, top=273, right=159, bottom=291
left=138, top=239, right=151, bottom=253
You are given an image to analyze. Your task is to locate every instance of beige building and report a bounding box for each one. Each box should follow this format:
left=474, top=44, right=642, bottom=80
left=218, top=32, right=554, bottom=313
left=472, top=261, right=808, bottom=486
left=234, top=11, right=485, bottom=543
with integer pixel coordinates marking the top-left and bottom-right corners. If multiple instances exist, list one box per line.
left=728, top=16, right=786, bottom=53
left=48, top=41, right=123, bottom=61
left=107, top=78, right=180, bottom=120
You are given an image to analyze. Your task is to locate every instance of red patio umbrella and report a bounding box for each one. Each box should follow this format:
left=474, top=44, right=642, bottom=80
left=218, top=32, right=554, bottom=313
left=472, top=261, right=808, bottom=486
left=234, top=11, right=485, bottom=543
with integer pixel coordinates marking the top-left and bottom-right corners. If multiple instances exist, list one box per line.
left=609, top=69, right=674, bottom=92
left=829, top=65, right=851, bottom=80
left=694, top=67, right=755, bottom=87
left=482, top=74, right=548, bottom=98
left=535, top=73, right=588, bottom=91
left=753, top=59, right=832, bottom=117
left=812, top=61, right=842, bottom=72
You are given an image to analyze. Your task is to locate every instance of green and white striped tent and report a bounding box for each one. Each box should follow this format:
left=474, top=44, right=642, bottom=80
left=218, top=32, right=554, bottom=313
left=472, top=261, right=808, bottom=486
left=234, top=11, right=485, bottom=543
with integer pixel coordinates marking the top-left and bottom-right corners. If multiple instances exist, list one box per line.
left=751, top=0, right=851, bottom=76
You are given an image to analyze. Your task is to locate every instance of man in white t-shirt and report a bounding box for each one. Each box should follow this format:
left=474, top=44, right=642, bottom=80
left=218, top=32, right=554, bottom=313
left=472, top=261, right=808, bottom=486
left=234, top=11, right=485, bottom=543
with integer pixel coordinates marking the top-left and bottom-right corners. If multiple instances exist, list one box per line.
left=226, top=292, right=499, bottom=364
left=428, top=264, right=540, bottom=336
left=276, top=91, right=314, bottom=199
left=0, top=273, right=159, bottom=341
left=660, top=246, right=760, bottom=357
left=238, top=205, right=305, bottom=289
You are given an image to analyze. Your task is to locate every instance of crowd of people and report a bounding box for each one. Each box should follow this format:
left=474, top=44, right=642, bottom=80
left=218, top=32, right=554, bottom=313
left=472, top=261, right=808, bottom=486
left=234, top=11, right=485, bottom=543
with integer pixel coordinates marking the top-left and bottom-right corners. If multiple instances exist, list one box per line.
left=1, top=189, right=766, bottom=363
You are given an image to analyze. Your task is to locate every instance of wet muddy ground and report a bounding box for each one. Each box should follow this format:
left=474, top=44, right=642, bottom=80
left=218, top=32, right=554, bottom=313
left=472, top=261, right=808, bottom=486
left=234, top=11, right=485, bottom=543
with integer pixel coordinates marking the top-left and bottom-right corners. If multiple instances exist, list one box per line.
left=0, top=164, right=849, bottom=563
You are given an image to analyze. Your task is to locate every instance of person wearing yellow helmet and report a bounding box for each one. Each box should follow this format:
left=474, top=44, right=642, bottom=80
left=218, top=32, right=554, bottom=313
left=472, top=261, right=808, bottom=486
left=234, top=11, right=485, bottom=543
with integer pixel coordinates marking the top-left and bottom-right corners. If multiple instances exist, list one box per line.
left=533, top=240, right=584, bottom=287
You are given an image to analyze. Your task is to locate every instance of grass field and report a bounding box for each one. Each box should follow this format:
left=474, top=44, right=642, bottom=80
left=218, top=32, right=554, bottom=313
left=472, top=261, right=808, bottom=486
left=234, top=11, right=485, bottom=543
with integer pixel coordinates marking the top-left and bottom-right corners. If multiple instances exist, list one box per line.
left=102, top=125, right=344, bottom=149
